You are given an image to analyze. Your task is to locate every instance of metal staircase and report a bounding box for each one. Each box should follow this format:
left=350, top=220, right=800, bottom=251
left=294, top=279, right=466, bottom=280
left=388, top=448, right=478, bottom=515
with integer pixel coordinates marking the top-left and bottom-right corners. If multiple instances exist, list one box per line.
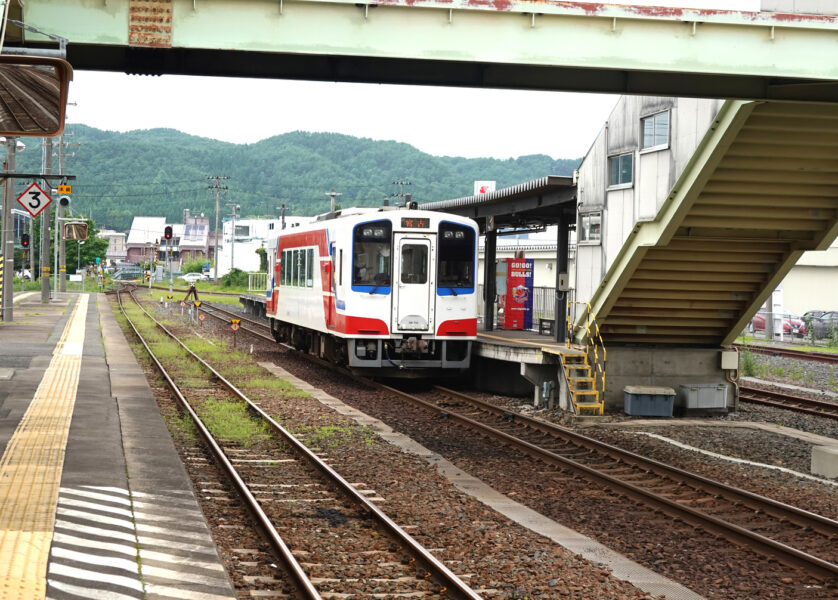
left=562, top=302, right=606, bottom=416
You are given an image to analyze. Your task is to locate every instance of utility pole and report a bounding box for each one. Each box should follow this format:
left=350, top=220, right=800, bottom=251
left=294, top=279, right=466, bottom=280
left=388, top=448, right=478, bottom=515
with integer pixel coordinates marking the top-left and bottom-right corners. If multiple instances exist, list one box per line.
left=41, top=137, right=52, bottom=302
left=208, top=176, right=228, bottom=281
left=1, top=139, right=16, bottom=321
left=393, top=179, right=411, bottom=206
left=326, top=189, right=342, bottom=213
left=277, top=204, right=286, bottom=230
left=226, top=203, right=240, bottom=273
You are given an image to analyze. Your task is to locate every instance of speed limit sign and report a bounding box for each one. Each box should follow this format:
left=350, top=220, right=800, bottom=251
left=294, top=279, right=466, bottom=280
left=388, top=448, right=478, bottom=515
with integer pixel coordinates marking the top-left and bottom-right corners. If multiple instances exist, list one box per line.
left=16, top=183, right=53, bottom=217
left=198, top=313, right=206, bottom=322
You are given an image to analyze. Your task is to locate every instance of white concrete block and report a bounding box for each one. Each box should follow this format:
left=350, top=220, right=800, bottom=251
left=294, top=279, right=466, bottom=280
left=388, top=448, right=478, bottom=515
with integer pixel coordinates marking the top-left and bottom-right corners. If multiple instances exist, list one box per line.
left=811, top=445, right=838, bottom=479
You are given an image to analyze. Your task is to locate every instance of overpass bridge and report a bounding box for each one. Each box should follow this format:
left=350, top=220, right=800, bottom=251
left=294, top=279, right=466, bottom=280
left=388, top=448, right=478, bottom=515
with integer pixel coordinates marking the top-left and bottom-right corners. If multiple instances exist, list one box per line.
left=7, top=1, right=838, bottom=102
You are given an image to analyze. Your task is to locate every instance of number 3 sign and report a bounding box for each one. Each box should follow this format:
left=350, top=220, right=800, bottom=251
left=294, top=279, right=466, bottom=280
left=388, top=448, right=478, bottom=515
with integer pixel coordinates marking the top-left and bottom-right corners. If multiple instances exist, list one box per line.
left=16, top=183, right=53, bottom=217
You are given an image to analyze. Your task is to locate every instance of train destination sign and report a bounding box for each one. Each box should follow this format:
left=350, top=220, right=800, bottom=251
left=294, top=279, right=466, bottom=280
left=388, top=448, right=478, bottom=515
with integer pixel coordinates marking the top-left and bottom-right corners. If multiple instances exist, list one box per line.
left=401, top=217, right=429, bottom=229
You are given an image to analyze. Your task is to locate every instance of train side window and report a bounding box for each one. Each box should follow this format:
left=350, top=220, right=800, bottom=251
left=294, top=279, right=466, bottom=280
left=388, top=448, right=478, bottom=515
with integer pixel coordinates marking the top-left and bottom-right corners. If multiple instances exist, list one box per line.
left=306, top=248, right=314, bottom=287
left=292, top=249, right=299, bottom=286
left=338, top=249, right=343, bottom=286
left=438, top=222, right=475, bottom=289
left=353, top=220, right=392, bottom=286
left=281, top=251, right=286, bottom=286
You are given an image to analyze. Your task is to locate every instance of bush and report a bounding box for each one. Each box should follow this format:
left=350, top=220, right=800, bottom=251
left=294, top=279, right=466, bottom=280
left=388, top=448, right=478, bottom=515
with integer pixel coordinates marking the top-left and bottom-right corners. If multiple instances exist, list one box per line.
left=740, top=349, right=756, bottom=377
left=182, top=258, right=205, bottom=274
left=220, top=268, right=248, bottom=288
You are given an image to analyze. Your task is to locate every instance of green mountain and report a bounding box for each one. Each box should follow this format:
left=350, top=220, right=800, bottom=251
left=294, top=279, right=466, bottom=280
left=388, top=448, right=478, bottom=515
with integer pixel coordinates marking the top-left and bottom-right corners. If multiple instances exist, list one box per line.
left=13, top=126, right=579, bottom=232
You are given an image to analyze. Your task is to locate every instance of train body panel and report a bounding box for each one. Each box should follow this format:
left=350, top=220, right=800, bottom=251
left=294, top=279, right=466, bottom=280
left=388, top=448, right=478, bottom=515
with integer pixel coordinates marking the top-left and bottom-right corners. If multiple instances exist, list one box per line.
left=265, top=207, right=478, bottom=375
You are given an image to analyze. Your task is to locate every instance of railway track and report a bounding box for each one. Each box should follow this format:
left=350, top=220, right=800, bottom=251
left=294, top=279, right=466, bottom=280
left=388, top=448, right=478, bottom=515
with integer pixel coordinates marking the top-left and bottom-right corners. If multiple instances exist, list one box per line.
left=197, top=300, right=276, bottom=343
left=117, top=288, right=482, bottom=600
left=377, top=382, right=838, bottom=585
left=736, top=343, right=838, bottom=365
left=739, top=384, right=838, bottom=421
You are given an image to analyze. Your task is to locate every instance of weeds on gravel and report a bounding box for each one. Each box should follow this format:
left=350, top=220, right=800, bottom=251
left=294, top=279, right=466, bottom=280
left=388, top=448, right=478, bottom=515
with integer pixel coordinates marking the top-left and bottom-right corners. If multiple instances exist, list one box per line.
left=771, top=366, right=786, bottom=377
left=198, top=397, right=271, bottom=446
left=788, top=364, right=803, bottom=381
left=740, top=349, right=756, bottom=376
left=164, top=411, right=199, bottom=444
left=241, top=377, right=304, bottom=397
left=293, top=423, right=374, bottom=450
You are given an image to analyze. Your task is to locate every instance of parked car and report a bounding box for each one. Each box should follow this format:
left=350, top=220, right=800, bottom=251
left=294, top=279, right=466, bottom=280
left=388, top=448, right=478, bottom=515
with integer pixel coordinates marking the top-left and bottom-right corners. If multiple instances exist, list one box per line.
left=751, top=311, right=806, bottom=337
left=806, top=311, right=838, bottom=339
left=181, top=272, right=205, bottom=284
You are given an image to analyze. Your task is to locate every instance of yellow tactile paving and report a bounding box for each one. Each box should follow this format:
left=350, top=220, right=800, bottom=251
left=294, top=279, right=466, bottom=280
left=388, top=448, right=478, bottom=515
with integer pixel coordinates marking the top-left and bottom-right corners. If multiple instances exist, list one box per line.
left=0, top=295, right=88, bottom=600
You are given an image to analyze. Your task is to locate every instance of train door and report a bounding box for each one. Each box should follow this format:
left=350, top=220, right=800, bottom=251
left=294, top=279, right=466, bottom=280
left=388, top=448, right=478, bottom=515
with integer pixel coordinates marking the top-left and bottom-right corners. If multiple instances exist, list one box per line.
left=393, top=235, right=433, bottom=332
left=326, top=242, right=335, bottom=329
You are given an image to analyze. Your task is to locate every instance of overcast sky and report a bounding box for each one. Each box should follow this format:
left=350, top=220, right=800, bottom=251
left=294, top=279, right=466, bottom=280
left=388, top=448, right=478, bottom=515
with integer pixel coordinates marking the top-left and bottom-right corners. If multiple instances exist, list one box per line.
left=65, top=0, right=760, bottom=160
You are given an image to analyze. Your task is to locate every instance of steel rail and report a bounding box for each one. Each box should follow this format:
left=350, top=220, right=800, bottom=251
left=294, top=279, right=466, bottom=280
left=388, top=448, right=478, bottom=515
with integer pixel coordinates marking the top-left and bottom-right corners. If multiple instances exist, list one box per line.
left=116, top=289, right=323, bottom=600
left=739, top=385, right=838, bottom=421
left=121, top=289, right=482, bottom=600
left=374, top=382, right=838, bottom=582
left=200, top=301, right=273, bottom=335
left=194, top=302, right=275, bottom=343
left=150, top=283, right=241, bottom=297
left=735, top=344, right=838, bottom=365
left=433, top=386, right=838, bottom=533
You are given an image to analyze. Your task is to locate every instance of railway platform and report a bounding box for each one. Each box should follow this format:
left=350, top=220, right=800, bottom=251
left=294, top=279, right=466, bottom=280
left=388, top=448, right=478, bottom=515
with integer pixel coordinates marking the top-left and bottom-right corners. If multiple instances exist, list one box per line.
left=0, top=292, right=235, bottom=600
left=474, top=328, right=585, bottom=408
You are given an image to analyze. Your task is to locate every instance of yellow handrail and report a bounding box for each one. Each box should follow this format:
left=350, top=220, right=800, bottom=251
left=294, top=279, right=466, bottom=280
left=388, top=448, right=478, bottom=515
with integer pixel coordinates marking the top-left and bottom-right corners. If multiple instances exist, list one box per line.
left=565, top=301, right=607, bottom=410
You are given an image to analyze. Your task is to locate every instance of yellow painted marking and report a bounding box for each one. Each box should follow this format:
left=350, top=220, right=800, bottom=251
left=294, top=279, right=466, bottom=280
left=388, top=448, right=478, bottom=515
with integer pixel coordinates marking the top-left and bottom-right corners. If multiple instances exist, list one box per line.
left=0, top=295, right=88, bottom=600
left=12, top=293, right=36, bottom=304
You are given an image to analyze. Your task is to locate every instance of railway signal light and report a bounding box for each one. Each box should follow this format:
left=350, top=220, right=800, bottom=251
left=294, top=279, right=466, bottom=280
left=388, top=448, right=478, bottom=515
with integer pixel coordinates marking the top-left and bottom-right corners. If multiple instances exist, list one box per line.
left=21, top=233, right=29, bottom=248
left=164, top=226, right=173, bottom=240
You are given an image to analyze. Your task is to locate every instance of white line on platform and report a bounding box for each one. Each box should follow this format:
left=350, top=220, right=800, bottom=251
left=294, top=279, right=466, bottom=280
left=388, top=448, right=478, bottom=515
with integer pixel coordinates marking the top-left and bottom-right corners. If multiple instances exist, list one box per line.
left=48, top=578, right=141, bottom=600
left=634, top=432, right=838, bottom=487
left=47, top=563, right=143, bottom=592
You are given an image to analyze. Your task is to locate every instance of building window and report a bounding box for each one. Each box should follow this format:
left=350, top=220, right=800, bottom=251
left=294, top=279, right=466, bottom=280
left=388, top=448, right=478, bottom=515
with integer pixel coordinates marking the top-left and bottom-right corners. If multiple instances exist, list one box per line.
left=608, top=153, right=633, bottom=187
left=579, top=212, right=602, bottom=244
left=641, top=111, right=670, bottom=150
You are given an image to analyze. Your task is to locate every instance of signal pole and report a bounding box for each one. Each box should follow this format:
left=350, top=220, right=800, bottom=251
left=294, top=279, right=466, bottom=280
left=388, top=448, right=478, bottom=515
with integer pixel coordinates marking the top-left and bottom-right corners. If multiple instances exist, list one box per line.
left=58, top=133, right=67, bottom=292
left=208, top=176, right=228, bottom=281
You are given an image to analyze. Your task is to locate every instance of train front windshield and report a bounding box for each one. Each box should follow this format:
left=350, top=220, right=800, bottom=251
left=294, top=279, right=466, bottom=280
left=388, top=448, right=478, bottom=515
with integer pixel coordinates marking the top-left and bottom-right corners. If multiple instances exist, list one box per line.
left=437, top=222, right=475, bottom=291
left=353, top=220, right=392, bottom=286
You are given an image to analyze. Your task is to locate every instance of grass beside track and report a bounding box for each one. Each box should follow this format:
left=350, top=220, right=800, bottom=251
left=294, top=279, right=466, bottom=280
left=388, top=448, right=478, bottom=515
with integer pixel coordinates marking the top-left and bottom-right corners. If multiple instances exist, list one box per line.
left=117, top=297, right=275, bottom=447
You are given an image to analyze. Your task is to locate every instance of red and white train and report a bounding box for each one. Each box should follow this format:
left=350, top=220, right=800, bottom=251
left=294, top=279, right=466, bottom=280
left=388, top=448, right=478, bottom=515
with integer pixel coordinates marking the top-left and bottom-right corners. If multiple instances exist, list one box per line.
left=265, top=206, right=479, bottom=375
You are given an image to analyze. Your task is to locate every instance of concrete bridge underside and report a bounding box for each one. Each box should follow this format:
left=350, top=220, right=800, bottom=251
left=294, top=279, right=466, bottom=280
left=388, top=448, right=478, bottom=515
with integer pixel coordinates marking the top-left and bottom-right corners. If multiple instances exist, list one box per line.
left=587, top=100, right=838, bottom=347
left=9, top=1, right=838, bottom=102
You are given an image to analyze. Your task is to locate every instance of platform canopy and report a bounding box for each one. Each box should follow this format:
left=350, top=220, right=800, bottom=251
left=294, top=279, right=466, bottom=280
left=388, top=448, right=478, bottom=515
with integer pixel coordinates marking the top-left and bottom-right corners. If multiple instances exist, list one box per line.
left=421, top=175, right=576, bottom=235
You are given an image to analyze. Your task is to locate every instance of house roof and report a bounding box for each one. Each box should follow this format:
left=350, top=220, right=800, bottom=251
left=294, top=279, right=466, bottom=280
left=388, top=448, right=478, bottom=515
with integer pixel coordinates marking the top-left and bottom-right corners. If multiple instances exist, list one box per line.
left=126, top=217, right=166, bottom=247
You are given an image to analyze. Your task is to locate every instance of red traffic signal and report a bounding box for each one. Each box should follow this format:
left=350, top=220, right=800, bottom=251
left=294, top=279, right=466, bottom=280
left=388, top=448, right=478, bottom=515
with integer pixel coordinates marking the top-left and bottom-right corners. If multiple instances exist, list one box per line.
left=164, top=225, right=173, bottom=240
left=21, top=233, right=29, bottom=248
